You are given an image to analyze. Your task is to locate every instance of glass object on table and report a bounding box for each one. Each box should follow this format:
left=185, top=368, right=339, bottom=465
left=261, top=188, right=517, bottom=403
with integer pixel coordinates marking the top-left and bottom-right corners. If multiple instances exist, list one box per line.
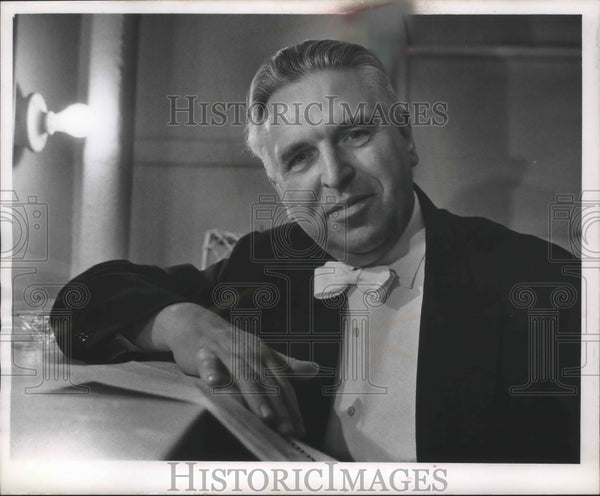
left=9, top=313, right=52, bottom=376
left=10, top=312, right=88, bottom=393
left=15, top=312, right=54, bottom=343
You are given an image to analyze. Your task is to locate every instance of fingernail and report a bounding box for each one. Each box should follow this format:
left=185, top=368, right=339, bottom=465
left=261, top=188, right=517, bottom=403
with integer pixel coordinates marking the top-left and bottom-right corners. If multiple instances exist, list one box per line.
left=207, top=374, right=215, bottom=384
left=260, top=404, right=273, bottom=419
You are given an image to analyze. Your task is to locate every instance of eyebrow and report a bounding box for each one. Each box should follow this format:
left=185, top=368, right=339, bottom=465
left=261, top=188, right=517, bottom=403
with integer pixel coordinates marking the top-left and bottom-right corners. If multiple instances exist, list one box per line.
left=336, top=102, right=376, bottom=127
left=332, top=116, right=378, bottom=141
left=279, top=142, right=310, bottom=165
left=338, top=115, right=368, bottom=127
left=277, top=113, right=377, bottom=164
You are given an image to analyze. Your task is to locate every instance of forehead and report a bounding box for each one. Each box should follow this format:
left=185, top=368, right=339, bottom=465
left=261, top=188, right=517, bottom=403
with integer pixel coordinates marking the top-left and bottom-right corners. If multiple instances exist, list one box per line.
left=260, top=70, right=378, bottom=157
left=265, top=68, right=377, bottom=126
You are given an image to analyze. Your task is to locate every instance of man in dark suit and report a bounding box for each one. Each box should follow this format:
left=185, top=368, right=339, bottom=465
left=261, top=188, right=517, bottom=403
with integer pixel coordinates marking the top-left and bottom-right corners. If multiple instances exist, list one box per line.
left=51, top=40, right=580, bottom=462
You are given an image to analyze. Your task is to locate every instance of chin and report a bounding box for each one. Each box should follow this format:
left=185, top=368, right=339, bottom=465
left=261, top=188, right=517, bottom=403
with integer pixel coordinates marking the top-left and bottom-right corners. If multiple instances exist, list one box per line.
left=324, top=223, right=392, bottom=260
left=344, top=230, right=388, bottom=256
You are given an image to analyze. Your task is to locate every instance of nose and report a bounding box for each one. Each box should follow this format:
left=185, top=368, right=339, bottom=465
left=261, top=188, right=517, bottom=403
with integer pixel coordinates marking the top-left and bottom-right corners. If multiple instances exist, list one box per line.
left=320, top=145, right=355, bottom=190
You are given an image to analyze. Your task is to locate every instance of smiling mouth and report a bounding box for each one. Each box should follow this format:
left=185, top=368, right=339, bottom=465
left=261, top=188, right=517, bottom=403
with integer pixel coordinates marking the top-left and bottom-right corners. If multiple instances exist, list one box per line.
left=327, top=194, right=374, bottom=217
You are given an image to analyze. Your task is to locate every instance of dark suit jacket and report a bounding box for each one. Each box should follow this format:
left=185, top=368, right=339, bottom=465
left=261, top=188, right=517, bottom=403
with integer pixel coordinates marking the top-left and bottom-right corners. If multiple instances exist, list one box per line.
left=51, top=186, right=580, bottom=462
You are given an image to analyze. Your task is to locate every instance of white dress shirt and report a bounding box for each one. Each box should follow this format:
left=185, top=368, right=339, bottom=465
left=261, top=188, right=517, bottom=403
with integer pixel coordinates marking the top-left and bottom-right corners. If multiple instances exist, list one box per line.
left=322, top=192, right=426, bottom=461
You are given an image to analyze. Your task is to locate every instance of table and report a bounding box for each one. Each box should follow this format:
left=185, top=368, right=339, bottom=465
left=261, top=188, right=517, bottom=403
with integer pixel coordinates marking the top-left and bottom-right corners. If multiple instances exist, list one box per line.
left=7, top=315, right=332, bottom=461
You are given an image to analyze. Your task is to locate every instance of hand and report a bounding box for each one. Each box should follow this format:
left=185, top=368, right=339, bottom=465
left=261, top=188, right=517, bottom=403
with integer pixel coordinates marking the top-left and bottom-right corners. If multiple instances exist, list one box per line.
left=138, top=303, right=318, bottom=438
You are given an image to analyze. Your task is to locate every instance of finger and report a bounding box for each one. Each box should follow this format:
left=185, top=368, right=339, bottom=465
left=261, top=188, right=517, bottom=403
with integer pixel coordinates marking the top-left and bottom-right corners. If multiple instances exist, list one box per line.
left=210, top=332, right=300, bottom=437
left=264, top=352, right=306, bottom=438
left=251, top=346, right=304, bottom=437
left=236, top=355, right=295, bottom=435
left=195, top=348, right=247, bottom=408
left=242, top=344, right=307, bottom=437
left=215, top=344, right=293, bottom=435
left=196, top=347, right=230, bottom=386
left=271, top=350, right=320, bottom=380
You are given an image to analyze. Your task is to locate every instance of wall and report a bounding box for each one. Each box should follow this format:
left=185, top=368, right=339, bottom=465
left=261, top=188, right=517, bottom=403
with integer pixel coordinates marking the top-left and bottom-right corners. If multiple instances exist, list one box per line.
left=8, top=13, right=581, bottom=310
left=129, top=9, right=409, bottom=267
left=129, top=13, right=581, bottom=268
left=12, top=14, right=82, bottom=311
left=408, top=16, right=581, bottom=250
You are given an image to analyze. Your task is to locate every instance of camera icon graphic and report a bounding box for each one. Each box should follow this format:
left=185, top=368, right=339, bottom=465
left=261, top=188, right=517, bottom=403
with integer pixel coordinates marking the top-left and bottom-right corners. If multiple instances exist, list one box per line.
left=1, top=191, right=49, bottom=262
left=549, top=191, right=600, bottom=262
left=251, top=191, right=347, bottom=263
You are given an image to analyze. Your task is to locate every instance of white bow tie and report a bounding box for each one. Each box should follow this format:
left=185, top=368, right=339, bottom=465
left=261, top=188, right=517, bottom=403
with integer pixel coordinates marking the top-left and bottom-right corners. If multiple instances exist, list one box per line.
left=313, top=261, right=396, bottom=300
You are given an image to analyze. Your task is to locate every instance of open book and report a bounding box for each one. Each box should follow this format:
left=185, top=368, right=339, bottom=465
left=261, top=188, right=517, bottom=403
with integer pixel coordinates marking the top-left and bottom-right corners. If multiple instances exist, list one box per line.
left=71, top=359, right=335, bottom=461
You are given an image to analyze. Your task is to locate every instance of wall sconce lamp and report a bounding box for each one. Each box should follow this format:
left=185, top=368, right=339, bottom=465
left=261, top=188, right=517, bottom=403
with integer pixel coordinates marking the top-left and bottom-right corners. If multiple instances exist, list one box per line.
left=14, top=85, right=92, bottom=154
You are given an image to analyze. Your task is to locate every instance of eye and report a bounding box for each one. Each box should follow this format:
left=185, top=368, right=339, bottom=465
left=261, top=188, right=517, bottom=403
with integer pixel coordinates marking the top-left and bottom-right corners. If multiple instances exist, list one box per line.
left=342, top=128, right=372, bottom=147
left=287, top=150, right=314, bottom=172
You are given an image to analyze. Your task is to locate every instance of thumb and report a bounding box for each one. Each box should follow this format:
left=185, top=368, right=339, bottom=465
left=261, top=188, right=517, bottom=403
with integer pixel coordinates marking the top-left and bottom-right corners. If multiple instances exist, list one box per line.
left=272, top=350, right=320, bottom=380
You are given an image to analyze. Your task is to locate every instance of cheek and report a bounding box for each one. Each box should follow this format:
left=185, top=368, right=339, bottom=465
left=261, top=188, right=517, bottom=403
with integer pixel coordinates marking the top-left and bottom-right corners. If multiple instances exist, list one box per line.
left=352, top=148, right=395, bottom=191
left=277, top=176, right=327, bottom=226
left=277, top=169, right=323, bottom=199
left=352, top=134, right=397, bottom=172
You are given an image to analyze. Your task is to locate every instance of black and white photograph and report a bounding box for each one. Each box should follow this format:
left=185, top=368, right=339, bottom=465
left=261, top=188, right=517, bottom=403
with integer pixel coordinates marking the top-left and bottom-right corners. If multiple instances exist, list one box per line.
left=1, top=0, right=598, bottom=494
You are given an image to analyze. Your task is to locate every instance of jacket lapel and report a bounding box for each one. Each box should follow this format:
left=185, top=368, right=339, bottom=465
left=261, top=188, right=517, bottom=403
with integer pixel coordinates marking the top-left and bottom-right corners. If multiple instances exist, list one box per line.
left=414, top=185, right=504, bottom=461
left=273, top=187, right=504, bottom=458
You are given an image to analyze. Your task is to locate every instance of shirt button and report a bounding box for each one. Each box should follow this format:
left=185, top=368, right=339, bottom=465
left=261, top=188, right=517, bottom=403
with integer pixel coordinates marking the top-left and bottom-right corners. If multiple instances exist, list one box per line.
left=346, top=406, right=356, bottom=416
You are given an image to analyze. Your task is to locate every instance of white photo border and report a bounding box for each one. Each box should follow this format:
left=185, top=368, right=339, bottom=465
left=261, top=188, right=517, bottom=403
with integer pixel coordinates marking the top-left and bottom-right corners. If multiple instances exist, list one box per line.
left=1, top=1, right=598, bottom=494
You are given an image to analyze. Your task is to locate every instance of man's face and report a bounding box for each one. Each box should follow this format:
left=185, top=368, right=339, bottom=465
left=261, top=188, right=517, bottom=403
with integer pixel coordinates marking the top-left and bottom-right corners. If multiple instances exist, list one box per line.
left=260, top=68, right=418, bottom=267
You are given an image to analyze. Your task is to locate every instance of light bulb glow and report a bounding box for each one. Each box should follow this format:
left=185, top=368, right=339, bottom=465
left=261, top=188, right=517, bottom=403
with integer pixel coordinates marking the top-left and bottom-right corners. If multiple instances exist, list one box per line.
left=46, top=103, right=92, bottom=138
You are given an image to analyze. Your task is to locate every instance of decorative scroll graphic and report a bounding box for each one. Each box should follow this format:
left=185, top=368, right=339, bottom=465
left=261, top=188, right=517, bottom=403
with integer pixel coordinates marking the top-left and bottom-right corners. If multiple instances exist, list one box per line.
left=8, top=282, right=90, bottom=394
left=324, top=283, right=389, bottom=396
left=212, top=283, right=282, bottom=395
left=560, top=266, right=599, bottom=378
left=548, top=191, right=600, bottom=379
left=22, top=311, right=89, bottom=395
left=548, top=191, right=600, bottom=262
left=509, top=282, right=578, bottom=396
left=0, top=190, right=48, bottom=262
left=250, top=192, right=347, bottom=263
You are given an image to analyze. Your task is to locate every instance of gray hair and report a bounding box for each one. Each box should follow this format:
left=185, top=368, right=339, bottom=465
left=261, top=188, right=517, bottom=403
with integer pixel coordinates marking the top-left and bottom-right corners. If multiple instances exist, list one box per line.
left=245, top=39, right=398, bottom=177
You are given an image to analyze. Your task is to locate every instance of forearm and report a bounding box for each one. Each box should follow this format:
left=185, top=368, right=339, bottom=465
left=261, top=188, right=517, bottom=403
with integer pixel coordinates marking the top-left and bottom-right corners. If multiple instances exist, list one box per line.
left=50, top=252, right=306, bottom=436
left=50, top=260, right=223, bottom=362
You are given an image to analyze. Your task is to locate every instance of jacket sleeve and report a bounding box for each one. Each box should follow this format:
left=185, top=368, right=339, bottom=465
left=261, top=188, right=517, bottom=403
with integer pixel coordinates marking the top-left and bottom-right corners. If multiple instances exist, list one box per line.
left=50, top=258, right=227, bottom=363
